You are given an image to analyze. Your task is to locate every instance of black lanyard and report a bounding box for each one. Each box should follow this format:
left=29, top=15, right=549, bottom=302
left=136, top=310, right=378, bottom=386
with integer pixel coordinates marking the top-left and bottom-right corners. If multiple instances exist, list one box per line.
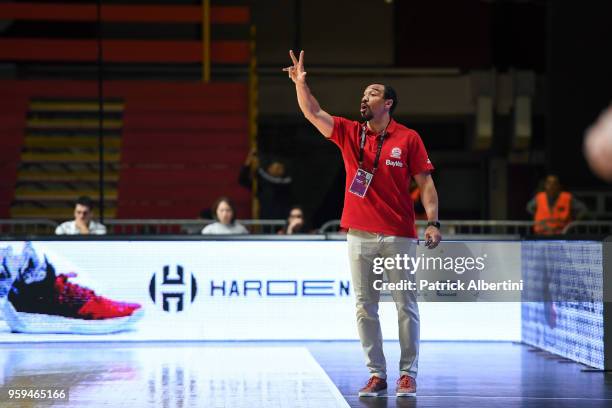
left=358, top=124, right=387, bottom=174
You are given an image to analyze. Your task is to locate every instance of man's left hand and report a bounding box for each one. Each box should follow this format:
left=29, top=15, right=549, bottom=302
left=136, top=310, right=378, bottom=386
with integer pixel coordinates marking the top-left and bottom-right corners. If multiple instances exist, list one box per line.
left=424, top=226, right=441, bottom=249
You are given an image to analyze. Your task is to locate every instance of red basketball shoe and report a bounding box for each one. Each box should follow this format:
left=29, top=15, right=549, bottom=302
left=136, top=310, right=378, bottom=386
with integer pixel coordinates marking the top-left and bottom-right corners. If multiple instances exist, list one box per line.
left=396, top=375, right=417, bottom=397
left=2, top=244, right=143, bottom=334
left=358, top=376, right=388, bottom=397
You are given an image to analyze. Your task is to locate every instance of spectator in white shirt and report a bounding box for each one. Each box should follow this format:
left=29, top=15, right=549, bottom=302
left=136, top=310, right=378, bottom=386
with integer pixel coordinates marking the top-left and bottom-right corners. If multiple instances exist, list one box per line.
left=55, top=196, right=107, bottom=235
left=202, top=196, right=248, bottom=235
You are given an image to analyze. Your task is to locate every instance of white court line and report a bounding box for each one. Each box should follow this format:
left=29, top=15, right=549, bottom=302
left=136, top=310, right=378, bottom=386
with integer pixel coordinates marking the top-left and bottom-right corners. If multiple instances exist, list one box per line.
left=303, top=348, right=351, bottom=408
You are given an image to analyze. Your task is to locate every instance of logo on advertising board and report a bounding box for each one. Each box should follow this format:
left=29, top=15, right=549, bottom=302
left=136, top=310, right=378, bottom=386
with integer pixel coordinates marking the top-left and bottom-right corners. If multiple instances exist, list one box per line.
left=149, top=265, right=197, bottom=313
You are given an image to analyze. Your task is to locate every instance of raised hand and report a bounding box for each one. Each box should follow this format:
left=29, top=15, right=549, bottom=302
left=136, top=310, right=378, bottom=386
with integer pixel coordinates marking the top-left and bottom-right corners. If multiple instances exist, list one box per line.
left=283, top=50, right=307, bottom=84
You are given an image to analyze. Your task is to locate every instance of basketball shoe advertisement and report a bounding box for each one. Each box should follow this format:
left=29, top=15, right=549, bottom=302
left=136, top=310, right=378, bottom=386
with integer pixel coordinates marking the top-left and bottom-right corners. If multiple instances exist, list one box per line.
left=0, top=242, right=143, bottom=334
left=0, top=240, right=521, bottom=342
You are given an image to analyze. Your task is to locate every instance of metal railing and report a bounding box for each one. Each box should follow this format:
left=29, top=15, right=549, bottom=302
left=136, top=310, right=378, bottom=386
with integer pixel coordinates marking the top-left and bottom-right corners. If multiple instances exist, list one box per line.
left=0, top=219, right=610, bottom=237
left=319, top=220, right=535, bottom=236
left=317, top=220, right=340, bottom=233
left=0, top=219, right=58, bottom=235
left=562, top=221, right=612, bottom=236
left=430, top=220, right=535, bottom=236
left=0, top=219, right=288, bottom=236
left=574, top=191, right=612, bottom=218
left=104, top=219, right=287, bottom=235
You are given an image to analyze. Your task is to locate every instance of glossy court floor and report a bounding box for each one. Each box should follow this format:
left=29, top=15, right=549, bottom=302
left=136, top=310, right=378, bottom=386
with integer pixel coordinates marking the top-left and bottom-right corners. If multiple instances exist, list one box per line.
left=1, top=341, right=612, bottom=408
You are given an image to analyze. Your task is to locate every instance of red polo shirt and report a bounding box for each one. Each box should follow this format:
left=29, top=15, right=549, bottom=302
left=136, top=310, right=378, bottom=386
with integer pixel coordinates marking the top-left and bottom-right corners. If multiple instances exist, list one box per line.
left=330, top=116, right=434, bottom=238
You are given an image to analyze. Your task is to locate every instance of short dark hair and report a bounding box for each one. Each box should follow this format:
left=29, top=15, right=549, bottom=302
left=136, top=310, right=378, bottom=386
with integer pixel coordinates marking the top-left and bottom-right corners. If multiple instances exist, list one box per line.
left=75, top=196, right=94, bottom=210
left=211, top=196, right=237, bottom=223
left=383, top=85, right=398, bottom=116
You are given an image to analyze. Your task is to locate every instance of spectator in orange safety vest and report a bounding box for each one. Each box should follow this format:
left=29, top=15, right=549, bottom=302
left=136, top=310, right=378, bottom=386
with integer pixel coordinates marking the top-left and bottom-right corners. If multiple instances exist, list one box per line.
left=526, top=175, right=587, bottom=235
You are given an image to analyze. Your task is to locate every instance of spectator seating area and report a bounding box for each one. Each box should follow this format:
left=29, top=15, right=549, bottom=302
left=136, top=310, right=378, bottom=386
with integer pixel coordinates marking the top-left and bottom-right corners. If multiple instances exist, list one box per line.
left=1, top=81, right=250, bottom=220
left=0, top=2, right=253, bottom=220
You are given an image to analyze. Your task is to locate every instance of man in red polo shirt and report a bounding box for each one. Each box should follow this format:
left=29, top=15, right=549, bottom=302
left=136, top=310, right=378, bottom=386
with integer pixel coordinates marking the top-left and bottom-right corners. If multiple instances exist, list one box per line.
left=285, top=50, right=441, bottom=398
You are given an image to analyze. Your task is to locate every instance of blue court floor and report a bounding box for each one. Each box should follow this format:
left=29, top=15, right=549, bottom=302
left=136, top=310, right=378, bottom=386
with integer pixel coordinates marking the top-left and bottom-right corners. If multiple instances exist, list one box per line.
left=1, top=341, right=611, bottom=407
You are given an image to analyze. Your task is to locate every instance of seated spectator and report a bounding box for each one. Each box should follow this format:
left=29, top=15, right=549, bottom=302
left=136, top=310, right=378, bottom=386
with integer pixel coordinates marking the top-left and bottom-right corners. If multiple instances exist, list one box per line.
left=239, top=148, right=293, bottom=219
left=55, top=196, right=107, bottom=235
left=202, top=196, right=249, bottom=235
left=278, top=206, right=306, bottom=235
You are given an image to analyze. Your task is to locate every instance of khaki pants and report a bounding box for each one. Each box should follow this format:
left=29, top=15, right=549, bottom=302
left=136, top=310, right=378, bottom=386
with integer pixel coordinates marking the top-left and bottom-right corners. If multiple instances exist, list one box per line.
left=347, top=228, right=419, bottom=379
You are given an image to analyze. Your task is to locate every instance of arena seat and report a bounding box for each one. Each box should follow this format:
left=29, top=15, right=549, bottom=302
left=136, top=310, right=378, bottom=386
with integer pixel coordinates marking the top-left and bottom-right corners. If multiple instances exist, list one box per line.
left=117, top=82, right=250, bottom=219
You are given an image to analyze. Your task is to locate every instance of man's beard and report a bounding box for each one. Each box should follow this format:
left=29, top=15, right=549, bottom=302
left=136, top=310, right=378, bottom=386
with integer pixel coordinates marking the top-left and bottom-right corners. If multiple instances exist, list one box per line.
left=360, top=109, right=373, bottom=121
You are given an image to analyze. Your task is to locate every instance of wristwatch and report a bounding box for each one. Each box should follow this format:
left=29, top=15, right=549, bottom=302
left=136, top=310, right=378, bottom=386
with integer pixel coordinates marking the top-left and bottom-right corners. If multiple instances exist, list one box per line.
left=426, top=221, right=441, bottom=229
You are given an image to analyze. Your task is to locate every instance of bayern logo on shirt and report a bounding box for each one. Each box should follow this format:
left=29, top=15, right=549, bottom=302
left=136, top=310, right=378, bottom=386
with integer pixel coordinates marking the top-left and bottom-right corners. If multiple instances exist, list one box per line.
left=390, top=147, right=402, bottom=159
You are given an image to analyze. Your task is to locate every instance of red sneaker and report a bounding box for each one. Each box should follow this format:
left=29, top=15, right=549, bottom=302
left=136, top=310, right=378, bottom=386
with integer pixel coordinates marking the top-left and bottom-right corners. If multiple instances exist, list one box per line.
left=4, top=249, right=143, bottom=334
left=56, top=273, right=141, bottom=319
left=358, top=376, right=387, bottom=397
left=396, top=375, right=417, bottom=397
